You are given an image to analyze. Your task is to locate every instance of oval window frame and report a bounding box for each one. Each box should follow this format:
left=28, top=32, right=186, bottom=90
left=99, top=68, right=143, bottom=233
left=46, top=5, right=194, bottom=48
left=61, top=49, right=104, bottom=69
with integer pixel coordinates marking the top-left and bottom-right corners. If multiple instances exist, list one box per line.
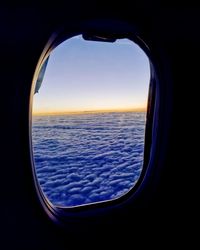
left=29, top=19, right=159, bottom=224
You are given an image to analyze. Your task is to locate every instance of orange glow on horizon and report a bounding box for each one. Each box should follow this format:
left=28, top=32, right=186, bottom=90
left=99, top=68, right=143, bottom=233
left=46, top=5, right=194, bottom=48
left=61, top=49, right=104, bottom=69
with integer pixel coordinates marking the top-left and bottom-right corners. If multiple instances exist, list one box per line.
left=32, top=106, right=147, bottom=116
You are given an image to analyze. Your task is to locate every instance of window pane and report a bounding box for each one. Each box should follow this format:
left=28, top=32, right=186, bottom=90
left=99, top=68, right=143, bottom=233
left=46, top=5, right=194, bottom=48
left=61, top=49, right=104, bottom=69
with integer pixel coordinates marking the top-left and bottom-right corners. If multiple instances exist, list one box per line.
left=32, top=35, right=150, bottom=207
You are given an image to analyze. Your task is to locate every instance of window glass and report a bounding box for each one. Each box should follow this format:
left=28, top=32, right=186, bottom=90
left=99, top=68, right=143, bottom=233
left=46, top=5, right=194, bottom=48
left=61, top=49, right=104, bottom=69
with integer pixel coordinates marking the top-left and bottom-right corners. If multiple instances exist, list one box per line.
left=32, top=35, right=150, bottom=207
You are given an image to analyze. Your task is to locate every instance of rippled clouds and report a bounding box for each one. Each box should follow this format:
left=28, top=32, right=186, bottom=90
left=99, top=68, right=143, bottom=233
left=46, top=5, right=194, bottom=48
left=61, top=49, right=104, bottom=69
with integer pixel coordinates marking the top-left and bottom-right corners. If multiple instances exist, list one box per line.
left=32, top=112, right=146, bottom=207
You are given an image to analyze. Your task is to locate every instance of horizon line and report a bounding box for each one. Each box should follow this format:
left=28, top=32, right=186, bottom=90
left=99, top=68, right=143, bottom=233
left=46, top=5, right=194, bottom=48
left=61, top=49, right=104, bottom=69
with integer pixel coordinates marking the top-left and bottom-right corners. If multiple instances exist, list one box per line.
left=32, top=107, right=147, bottom=116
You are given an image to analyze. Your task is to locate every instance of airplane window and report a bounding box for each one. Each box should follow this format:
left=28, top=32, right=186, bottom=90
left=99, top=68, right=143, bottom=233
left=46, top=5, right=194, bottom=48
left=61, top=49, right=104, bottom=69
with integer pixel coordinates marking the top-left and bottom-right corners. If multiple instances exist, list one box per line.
left=31, top=35, right=150, bottom=208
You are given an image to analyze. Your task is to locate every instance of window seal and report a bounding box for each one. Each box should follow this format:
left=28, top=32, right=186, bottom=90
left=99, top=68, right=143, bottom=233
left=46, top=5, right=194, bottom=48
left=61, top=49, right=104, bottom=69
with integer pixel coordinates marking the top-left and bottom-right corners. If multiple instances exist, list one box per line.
left=29, top=19, right=159, bottom=225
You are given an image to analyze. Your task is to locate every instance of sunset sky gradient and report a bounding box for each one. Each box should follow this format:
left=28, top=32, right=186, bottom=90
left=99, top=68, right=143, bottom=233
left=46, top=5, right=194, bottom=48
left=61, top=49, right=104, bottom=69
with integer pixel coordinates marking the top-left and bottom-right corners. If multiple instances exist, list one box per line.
left=33, top=36, right=150, bottom=115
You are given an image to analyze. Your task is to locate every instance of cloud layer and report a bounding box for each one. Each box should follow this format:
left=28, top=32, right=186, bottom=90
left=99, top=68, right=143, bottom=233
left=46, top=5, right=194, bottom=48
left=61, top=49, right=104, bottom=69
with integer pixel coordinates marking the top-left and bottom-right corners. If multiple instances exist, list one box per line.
left=32, top=112, right=146, bottom=207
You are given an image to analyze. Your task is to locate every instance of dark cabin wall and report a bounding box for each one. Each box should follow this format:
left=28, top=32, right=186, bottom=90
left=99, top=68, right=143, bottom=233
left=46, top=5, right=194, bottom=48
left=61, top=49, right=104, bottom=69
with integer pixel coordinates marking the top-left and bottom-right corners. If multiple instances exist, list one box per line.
left=0, top=3, right=198, bottom=248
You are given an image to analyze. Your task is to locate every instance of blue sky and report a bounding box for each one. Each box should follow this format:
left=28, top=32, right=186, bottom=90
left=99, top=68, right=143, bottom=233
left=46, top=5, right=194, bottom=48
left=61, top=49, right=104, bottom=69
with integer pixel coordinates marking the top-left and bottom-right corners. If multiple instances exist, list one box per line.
left=33, top=35, right=150, bottom=114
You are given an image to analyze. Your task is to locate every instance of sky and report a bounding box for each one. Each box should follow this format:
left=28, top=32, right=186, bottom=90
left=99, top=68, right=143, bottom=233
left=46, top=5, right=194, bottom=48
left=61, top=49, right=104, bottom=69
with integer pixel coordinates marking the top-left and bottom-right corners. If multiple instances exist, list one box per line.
left=32, top=35, right=150, bottom=115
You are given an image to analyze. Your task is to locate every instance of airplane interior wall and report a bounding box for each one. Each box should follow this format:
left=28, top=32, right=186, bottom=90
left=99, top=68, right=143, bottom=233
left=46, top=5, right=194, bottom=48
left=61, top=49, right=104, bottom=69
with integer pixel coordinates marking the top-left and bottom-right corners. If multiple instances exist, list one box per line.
left=0, top=3, right=198, bottom=249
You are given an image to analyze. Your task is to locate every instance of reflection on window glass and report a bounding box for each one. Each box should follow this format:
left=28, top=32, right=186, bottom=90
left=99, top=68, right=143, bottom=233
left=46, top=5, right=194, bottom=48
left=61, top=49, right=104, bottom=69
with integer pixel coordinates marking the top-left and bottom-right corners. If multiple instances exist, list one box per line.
left=32, top=35, right=150, bottom=207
